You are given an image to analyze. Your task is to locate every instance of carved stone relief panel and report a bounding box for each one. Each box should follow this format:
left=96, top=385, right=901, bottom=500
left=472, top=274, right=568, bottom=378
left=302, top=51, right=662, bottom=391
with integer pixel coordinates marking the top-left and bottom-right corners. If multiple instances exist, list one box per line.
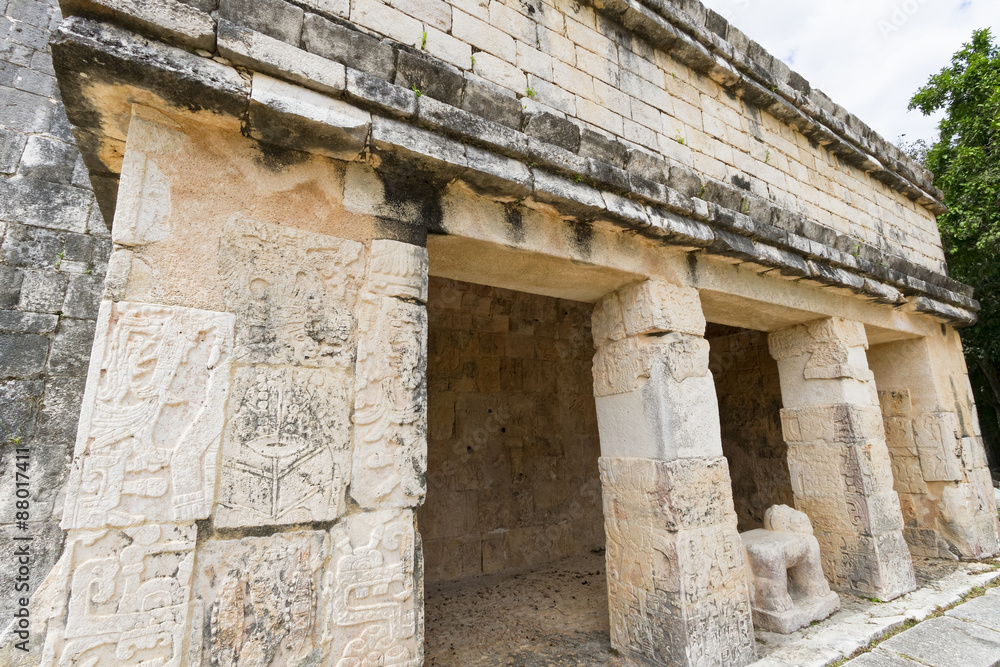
left=220, top=218, right=366, bottom=368
left=63, top=301, right=235, bottom=530
left=215, top=366, right=352, bottom=528
left=592, top=333, right=710, bottom=397
left=324, top=509, right=422, bottom=667
left=41, top=524, right=196, bottom=666
left=599, top=457, right=755, bottom=667
left=351, top=241, right=429, bottom=510
left=913, top=412, right=964, bottom=482
left=194, top=531, right=329, bottom=667
left=592, top=280, right=705, bottom=347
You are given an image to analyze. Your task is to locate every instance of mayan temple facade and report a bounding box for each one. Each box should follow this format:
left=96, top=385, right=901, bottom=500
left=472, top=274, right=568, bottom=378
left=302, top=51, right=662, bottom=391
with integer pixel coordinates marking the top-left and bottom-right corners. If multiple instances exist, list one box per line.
left=1, top=0, right=997, bottom=664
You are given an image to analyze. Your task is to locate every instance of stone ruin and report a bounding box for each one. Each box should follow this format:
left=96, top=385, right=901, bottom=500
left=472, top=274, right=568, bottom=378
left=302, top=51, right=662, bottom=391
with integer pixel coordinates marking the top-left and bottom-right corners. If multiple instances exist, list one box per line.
left=0, top=0, right=998, bottom=665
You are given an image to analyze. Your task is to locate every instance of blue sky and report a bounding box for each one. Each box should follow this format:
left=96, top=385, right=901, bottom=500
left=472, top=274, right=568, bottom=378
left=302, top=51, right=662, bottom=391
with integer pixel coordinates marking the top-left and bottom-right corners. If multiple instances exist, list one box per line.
left=698, top=0, right=999, bottom=145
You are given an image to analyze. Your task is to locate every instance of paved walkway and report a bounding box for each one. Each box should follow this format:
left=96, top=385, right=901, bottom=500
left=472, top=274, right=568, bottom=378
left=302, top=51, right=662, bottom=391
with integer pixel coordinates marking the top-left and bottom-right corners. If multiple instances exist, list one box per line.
left=845, top=587, right=1000, bottom=667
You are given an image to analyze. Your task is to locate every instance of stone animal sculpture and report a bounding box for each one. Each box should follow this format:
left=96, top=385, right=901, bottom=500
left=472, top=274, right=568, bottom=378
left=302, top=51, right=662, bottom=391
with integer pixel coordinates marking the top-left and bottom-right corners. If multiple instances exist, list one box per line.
left=741, top=505, right=841, bottom=633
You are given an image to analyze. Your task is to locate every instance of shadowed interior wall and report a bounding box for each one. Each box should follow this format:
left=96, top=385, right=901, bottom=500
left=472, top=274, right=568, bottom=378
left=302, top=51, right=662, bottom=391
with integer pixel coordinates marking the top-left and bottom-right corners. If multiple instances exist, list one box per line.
left=708, top=327, right=794, bottom=532
left=420, top=276, right=604, bottom=584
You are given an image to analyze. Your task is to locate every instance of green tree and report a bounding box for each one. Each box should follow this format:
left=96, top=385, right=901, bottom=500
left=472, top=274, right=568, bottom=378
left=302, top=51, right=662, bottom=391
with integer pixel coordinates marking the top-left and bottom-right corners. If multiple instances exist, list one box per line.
left=909, top=28, right=1000, bottom=460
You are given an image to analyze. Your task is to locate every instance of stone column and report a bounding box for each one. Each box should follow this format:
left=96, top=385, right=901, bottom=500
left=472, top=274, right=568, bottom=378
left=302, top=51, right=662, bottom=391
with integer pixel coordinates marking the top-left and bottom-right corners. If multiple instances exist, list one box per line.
left=769, top=318, right=916, bottom=601
left=592, top=280, right=756, bottom=667
left=35, top=106, right=428, bottom=665
left=868, top=336, right=1000, bottom=560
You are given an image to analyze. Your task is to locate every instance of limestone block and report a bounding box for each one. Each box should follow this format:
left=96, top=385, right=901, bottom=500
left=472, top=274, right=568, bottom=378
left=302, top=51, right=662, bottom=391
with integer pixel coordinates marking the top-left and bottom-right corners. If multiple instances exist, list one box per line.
left=816, top=531, right=916, bottom=599
left=194, top=531, right=329, bottom=666
left=40, top=523, right=196, bottom=666
left=218, top=20, right=347, bottom=97
left=595, top=366, right=723, bottom=460
left=913, top=412, right=964, bottom=482
left=62, top=301, right=234, bottom=530
left=592, top=332, right=710, bottom=397
left=214, top=366, right=353, bottom=528
left=324, top=509, right=422, bottom=667
left=599, top=457, right=740, bottom=531
left=592, top=279, right=705, bottom=346
left=878, top=389, right=912, bottom=418
left=112, top=131, right=174, bottom=248
left=742, top=505, right=840, bottom=634
left=248, top=74, right=371, bottom=161
left=769, top=317, right=869, bottom=361
left=599, top=456, right=755, bottom=666
left=220, top=218, right=366, bottom=368
left=351, top=241, right=429, bottom=510
left=61, top=0, right=216, bottom=50
left=780, top=404, right=885, bottom=446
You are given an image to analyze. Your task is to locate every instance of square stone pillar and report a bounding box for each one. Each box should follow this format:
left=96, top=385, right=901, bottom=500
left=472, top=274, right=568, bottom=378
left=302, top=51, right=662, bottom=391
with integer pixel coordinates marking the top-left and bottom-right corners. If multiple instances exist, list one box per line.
left=592, top=280, right=756, bottom=667
left=769, top=318, right=916, bottom=601
left=869, top=336, right=1000, bottom=560
left=35, top=106, right=428, bottom=665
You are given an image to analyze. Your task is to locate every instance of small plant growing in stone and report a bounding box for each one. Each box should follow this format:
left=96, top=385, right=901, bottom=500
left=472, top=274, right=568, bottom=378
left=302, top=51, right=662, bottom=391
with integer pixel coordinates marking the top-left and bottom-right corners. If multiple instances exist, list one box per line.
left=741, top=196, right=750, bottom=214
left=525, top=87, right=537, bottom=99
left=674, top=130, right=686, bottom=146
left=412, top=86, right=423, bottom=98
left=55, top=251, right=64, bottom=270
left=765, top=149, right=771, bottom=164
left=470, top=54, right=476, bottom=66
left=421, top=32, right=427, bottom=50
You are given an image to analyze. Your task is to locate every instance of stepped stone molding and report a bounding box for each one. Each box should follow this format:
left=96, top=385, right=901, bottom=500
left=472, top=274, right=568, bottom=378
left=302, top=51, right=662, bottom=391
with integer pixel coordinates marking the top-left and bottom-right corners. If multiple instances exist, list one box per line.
left=47, top=12, right=979, bottom=326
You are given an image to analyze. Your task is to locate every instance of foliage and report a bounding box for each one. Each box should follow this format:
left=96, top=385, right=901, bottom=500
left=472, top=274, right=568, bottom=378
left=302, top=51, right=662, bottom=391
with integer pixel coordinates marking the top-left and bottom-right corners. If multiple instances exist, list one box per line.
left=909, top=28, right=1000, bottom=460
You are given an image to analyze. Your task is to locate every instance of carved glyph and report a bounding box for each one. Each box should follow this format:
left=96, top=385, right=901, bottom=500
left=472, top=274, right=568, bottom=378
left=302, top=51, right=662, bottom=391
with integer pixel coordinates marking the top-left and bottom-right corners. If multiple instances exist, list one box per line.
left=215, top=366, right=352, bottom=527
left=592, top=280, right=705, bottom=347
left=599, top=457, right=755, bottom=667
left=195, top=531, right=328, bottom=667
left=325, top=509, right=421, bottom=667
left=41, top=524, right=196, bottom=667
left=220, top=218, right=366, bottom=368
left=63, top=301, right=234, bottom=530
left=351, top=241, right=429, bottom=509
left=592, top=333, right=710, bottom=397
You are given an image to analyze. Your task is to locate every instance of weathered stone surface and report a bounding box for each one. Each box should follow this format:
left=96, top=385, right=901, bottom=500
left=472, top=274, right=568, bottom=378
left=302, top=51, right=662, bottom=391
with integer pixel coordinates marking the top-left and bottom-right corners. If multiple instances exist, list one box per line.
left=219, top=218, right=366, bottom=368
left=741, top=505, right=840, bottom=634
left=219, top=0, right=303, bottom=45
left=215, top=365, right=353, bottom=527
left=62, top=301, right=234, bottom=529
left=592, top=279, right=706, bottom=345
left=876, top=616, right=1000, bottom=667
left=39, top=523, right=197, bottom=666
left=248, top=74, right=370, bottom=161
left=770, top=318, right=916, bottom=601
left=599, top=456, right=755, bottom=667
left=218, top=20, right=347, bottom=96
left=351, top=241, right=429, bottom=510
left=325, top=509, right=423, bottom=666
left=61, top=0, right=216, bottom=50
left=194, top=531, right=329, bottom=666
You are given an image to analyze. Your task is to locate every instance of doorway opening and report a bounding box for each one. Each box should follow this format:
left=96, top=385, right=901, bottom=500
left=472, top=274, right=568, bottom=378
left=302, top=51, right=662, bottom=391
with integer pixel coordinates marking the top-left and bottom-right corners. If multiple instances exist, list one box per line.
left=706, top=323, right=794, bottom=532
left=420, top=277, right=611, bottom=666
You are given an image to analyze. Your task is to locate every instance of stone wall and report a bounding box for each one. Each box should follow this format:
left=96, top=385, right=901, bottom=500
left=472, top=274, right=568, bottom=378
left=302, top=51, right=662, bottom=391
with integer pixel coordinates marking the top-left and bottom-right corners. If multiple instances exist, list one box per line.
left=421, top=277, right=603, bottom=583
left=708, top=327, right=793, bottom=532
left=190, top=0, right=946, bottom=274
left=0, top=0, right=107, bottom=625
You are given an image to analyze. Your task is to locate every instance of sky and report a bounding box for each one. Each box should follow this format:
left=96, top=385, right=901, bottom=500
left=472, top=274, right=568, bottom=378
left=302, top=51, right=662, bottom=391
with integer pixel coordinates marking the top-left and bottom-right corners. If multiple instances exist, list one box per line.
left=697, top=0, right=999, bottom=146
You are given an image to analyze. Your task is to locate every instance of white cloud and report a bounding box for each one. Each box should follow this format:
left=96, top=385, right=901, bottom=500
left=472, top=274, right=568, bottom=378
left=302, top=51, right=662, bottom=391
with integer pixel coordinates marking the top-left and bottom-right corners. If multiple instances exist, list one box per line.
left=698, top=0, right=999, bottom=145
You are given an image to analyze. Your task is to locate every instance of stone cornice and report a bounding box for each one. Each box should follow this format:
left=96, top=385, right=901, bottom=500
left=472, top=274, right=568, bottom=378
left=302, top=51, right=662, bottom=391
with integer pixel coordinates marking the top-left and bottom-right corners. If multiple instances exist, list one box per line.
left=50, top=17, right=978, bottom=327
left=589, top=0, right=945, bottom=213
